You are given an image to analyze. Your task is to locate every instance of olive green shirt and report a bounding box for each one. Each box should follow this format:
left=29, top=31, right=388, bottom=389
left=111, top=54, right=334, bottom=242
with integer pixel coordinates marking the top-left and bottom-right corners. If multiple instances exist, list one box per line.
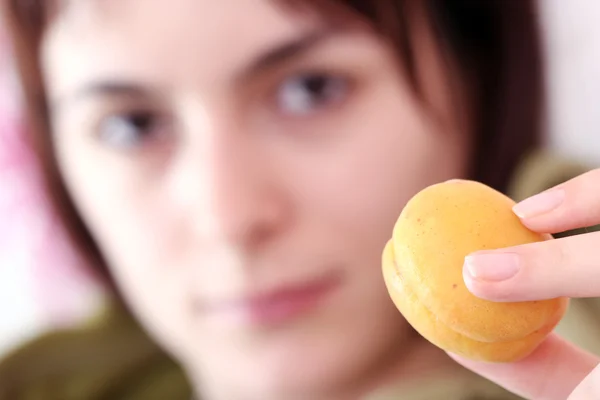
left=1, top=150, right=599, bottom=400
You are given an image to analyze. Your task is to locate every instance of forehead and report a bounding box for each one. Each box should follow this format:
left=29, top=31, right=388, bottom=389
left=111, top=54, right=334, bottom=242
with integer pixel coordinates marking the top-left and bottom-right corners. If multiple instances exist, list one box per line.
left=52, top=0, right=315, bottom=32
left=40, top=0, right=329, bottom=94
left=44, top=0, right=319, bottom=55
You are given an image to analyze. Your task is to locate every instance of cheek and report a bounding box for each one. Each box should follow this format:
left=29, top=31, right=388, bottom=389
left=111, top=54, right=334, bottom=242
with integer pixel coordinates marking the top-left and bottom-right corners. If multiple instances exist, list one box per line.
left=291, top=83, right=470, bottom=260
left=57, top=147, right=191, bottom=341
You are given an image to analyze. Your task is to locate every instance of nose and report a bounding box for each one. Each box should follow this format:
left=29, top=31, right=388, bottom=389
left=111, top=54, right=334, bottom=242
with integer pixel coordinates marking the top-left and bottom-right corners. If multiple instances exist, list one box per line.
left=171, top=117, right=291, bottom=250
left=211, top=145, right=289, bottom=248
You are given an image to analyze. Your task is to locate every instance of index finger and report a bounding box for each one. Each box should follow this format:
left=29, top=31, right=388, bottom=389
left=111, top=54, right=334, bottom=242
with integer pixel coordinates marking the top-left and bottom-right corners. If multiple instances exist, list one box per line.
left=464, top=231, right=600, bottom=302
left=513, top=168, right=600, bottom=233
left=448, top=334, right=599, bottom=400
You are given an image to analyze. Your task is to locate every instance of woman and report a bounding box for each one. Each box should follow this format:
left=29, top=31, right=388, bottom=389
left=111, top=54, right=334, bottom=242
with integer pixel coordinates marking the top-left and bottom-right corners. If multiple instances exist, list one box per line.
left=1, top=0, right=600, bottom=399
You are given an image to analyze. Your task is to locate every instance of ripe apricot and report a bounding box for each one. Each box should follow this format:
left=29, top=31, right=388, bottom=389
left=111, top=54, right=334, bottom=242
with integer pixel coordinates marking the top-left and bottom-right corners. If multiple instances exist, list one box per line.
left=382, top=179, right=569, bottom=362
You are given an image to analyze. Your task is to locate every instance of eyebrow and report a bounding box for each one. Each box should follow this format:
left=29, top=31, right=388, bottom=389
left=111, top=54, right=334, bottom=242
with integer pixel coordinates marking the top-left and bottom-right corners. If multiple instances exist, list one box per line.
left=237, top=27, right=337, bottom=82
left=52, top=27, right=338, bottom=111
left=51, top=81, right=159, bottom=112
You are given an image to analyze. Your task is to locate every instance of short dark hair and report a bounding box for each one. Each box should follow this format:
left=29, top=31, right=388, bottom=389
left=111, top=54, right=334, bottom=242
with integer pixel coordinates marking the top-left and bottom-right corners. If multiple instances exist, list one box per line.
left=2, top=0, right=544, bottom=286
left=289, top=0, right=543, bottom=192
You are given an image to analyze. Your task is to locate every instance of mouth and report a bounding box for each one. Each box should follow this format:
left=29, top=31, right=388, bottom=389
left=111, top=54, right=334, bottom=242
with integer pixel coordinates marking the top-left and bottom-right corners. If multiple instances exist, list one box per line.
left=198, top=271, right=343, bottom=327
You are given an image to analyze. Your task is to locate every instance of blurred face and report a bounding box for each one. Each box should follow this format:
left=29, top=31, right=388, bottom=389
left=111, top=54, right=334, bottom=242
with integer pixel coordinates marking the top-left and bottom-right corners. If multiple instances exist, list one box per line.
left=41, top=0, right=471, bottom=398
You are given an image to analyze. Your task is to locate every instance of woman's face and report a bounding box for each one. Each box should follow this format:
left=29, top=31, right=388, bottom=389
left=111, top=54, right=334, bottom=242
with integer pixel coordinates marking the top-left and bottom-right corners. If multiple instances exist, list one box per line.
left=42, top=0, right=470, bottom=397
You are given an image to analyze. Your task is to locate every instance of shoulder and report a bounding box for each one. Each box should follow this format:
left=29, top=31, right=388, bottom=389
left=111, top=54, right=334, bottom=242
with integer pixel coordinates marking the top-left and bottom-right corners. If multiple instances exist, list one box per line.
left=0, top=302, right=192, bottom=400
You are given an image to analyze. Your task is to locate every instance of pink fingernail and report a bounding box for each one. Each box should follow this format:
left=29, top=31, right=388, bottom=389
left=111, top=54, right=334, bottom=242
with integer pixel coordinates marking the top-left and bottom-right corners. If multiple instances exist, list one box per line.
left=512, top=189, right=565, bottom=219
left=465, top=253, right=520, bottom=282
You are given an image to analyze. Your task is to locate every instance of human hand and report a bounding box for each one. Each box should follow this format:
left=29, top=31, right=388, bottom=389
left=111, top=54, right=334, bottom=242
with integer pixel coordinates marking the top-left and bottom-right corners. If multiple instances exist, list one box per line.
left=452, top=169, right=600, bottom=399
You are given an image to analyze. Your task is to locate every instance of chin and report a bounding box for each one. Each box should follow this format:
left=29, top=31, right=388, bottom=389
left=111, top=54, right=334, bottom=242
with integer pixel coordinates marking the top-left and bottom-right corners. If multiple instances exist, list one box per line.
left=187, top=285, right=413, bottom=398
left=220, top=322, right=410, bottom=399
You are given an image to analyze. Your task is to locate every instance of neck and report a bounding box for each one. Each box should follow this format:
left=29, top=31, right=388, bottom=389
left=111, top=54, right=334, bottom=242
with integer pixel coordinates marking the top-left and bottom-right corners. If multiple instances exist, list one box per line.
left=334, top=336, right=459, bottom=400
left=359, top=337, right=460, bottom=398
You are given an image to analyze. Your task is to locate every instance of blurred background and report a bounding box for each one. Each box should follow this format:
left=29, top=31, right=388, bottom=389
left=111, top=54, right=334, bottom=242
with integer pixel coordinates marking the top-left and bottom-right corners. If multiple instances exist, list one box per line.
left=1, top=0, right=600, bottom=356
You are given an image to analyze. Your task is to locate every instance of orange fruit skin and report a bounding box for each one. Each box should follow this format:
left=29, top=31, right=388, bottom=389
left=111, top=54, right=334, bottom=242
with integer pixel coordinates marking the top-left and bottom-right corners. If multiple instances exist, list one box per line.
left=382, top=179, right=569, bottom=363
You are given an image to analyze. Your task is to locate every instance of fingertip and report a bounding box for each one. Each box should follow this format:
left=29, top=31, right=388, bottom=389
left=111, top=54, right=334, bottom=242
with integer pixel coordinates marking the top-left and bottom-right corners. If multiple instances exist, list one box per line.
left=511, top=189, right=565, bottom=220
left=462, top=255, right=519, bottom=302
left=461, top=264, right=482, bottom=296
left=510, top=210, right=554, bottom=234
left=462, top=268, right=510, bottom=302
left=446, top=351, right=497, bottom=370
left=445, top=351, right=464, bottom=365
left=446, top=351, right=468, bottom=364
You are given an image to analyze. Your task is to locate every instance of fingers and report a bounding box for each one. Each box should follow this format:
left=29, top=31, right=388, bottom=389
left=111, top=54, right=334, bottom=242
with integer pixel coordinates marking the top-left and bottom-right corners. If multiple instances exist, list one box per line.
left=512, top=168, right=600, bottom=234
left=465, top=169, right=600, bottom=302
left=449, top=334, right=599, bottom=400
left=456, top=171, right=600, bottom=399
left=464, top=231, right=600, bottom=301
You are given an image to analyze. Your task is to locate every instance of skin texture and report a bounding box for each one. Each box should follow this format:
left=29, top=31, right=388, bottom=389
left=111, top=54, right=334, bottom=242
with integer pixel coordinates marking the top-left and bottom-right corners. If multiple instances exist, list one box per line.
left=40, top=1, right=471, bottom=399
left=383, top=180, right=569, bottom=362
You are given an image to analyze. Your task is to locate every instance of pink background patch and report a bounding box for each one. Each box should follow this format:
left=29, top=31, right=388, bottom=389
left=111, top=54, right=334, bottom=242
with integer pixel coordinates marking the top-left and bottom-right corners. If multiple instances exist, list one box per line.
left=0, top=20, right=105, bottom=350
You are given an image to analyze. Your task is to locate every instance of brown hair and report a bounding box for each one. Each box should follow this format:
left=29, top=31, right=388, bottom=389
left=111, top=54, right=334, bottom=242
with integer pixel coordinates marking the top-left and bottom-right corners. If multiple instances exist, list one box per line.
left=2, top=0, right=544, bottom=285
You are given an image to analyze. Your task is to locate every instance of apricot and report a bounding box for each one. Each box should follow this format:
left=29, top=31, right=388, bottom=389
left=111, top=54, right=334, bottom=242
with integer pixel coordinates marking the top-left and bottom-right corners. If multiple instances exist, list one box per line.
left=382, top=179, right=569, bottom=362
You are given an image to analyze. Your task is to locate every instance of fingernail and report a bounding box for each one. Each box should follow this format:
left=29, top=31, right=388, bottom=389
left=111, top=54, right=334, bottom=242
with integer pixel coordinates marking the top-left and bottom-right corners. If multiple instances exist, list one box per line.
left=465, top=253, right=520, bottom=282
left=512, top=189, right=565, bottom=219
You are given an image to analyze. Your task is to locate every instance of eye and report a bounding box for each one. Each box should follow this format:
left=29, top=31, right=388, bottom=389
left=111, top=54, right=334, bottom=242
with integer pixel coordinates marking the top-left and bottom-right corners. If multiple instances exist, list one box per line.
left=97, top=110, right=169, bottom=150
left=275, top=72, right=350, bottom=116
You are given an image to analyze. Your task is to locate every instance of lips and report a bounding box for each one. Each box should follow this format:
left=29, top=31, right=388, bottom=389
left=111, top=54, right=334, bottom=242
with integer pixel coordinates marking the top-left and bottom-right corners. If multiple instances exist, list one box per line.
left=198, top=272, right=342, bottom=327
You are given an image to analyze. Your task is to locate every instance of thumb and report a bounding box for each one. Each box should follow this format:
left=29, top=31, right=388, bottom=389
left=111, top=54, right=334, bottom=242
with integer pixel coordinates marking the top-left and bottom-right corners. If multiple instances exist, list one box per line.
left=448, top=334, right=599, bottom=400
